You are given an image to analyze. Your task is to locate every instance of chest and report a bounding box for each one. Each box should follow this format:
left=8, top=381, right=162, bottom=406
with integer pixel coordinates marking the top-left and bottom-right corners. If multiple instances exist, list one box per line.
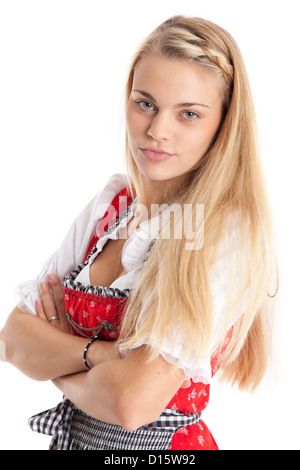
left=89, top=216, right=141, bottom=287
left=89, top=237, right=129, bottom=287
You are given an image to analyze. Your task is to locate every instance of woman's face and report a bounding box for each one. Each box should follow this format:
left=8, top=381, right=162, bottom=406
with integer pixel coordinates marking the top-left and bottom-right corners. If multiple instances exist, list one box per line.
left=126, top=55, right=224, bottom=189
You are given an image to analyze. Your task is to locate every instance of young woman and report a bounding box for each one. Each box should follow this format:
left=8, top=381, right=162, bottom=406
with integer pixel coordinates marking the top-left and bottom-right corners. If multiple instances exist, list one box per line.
left=0, top=15, right=278, bottom=450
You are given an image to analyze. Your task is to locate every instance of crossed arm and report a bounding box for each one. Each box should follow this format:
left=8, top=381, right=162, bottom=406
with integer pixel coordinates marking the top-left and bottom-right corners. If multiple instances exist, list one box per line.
left=0, top=274, right=187, bottom=431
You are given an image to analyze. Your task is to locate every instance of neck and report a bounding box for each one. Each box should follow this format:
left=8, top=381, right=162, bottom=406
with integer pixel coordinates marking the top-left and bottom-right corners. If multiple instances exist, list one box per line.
left=135, top=174, right=185, bottom=220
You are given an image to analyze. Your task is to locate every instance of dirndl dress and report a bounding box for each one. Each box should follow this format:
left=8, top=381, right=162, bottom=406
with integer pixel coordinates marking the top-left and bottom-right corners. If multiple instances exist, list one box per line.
left=28, top=185, right=233, bottom=450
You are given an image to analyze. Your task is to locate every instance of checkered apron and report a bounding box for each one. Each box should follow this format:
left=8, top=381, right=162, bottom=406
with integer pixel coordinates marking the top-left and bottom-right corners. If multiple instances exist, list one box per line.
left=28, top=397, right=202, bottom=450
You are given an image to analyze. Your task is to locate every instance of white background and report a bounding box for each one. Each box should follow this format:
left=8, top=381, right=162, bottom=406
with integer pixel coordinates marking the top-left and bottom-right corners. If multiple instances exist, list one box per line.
left=0, top=0, right=299, bottom=450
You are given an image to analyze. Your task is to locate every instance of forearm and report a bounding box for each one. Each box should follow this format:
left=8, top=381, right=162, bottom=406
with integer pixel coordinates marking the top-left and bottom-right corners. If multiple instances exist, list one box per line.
left=0, top=307, right=117, bottom=381
left=52, top=360, right=123, bottom=427
left=52, top=359, right=143, bottom=430
left=52, top=347, right=187, bottom=432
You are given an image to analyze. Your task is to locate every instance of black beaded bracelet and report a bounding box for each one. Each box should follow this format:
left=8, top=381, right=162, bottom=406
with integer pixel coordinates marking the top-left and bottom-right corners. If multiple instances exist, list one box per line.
left=83, top=335, right=99, bottom=370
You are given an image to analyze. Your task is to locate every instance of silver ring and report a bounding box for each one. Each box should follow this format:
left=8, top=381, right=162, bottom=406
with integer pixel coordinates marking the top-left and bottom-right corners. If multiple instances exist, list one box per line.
left=48, top=316, right=59, bottom=322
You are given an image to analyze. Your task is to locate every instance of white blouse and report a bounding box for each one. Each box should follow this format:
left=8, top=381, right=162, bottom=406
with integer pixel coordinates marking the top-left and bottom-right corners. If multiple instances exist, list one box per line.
left=16, top=173, right=246, bottom=384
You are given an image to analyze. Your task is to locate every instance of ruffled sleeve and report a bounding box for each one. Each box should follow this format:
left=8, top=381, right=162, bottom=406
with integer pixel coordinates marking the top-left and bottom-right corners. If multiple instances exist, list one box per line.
left=15, top=174, right=129, bottom=315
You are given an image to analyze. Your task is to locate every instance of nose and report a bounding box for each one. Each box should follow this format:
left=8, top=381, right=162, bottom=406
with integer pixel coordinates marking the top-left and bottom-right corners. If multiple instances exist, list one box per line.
left=147, top=112, right=172, bottom=141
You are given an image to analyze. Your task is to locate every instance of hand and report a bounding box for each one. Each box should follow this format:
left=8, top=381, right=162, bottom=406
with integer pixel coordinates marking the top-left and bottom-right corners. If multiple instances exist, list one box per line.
left=35, top=273, right=72, bottom=334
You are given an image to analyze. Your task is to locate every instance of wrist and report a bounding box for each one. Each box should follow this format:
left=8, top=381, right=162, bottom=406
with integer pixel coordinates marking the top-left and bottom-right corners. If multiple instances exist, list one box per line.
left=86, top=340, right=120, bottom=368
left=83, top=336, right=100, bottom=370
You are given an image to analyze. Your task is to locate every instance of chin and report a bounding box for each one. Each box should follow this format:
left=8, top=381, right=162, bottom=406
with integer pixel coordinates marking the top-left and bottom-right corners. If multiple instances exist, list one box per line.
left=134, top=158, right=177, bottom=181
left=139, top=167, right=179, bottom=184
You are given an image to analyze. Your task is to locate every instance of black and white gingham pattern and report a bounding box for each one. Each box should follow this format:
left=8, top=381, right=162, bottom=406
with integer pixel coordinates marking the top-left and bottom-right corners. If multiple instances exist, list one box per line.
left=141, top=408, right=202, bottom=431
left=29, top=397, right=202, bottom=450
left=69, top=409, right=174, bottom=450
left=29, top=397, right=75, bottom=450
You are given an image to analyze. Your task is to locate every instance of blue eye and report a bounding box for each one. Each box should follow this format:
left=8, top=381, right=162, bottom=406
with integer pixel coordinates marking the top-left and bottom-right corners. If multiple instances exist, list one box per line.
left=136, top=101, right=155, bottom=111
left=182, top=111, right=199, bottom=120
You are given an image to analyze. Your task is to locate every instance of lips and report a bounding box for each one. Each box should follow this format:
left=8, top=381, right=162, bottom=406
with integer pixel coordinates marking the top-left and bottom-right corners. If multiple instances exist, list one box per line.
left=139, top=147, right=174, bottom=162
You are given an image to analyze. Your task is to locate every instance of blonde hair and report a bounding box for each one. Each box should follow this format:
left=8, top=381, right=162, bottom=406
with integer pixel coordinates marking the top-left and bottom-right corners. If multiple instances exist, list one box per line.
left=118, top=15, right=278, bottom=391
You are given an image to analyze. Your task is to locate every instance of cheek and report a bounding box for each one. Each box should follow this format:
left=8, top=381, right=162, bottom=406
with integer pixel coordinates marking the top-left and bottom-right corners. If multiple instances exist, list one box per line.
left=126, top=106, right=134, bottom=136
left=126, top=106, right=146, bottom=141
left=195, top=116, right=222, bottom=149
left=181, top=124, right=218, bottom=162
left=182, top=130, right=208, bottom=154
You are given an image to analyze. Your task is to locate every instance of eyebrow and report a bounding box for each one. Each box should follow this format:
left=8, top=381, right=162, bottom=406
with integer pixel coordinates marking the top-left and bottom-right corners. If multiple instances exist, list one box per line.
left=132, top=89, right=210, bottom=109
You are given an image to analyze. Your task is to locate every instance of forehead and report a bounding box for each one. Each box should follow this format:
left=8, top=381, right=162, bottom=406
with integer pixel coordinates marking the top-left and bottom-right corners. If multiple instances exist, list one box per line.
left=132, top=55, right=222, bottom=106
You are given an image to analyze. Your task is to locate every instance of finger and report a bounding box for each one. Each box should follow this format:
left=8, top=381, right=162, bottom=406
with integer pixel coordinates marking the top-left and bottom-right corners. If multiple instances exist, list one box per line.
left=39, top=281, right=58, bottom=320
left=46, top=274, right=68, bottom=324
left=35, top=299, right=47, bottom=320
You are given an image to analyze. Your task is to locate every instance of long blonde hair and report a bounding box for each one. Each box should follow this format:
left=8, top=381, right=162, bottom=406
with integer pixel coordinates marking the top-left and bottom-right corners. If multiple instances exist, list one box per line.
left=118, top=15, right=278, bottom=391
